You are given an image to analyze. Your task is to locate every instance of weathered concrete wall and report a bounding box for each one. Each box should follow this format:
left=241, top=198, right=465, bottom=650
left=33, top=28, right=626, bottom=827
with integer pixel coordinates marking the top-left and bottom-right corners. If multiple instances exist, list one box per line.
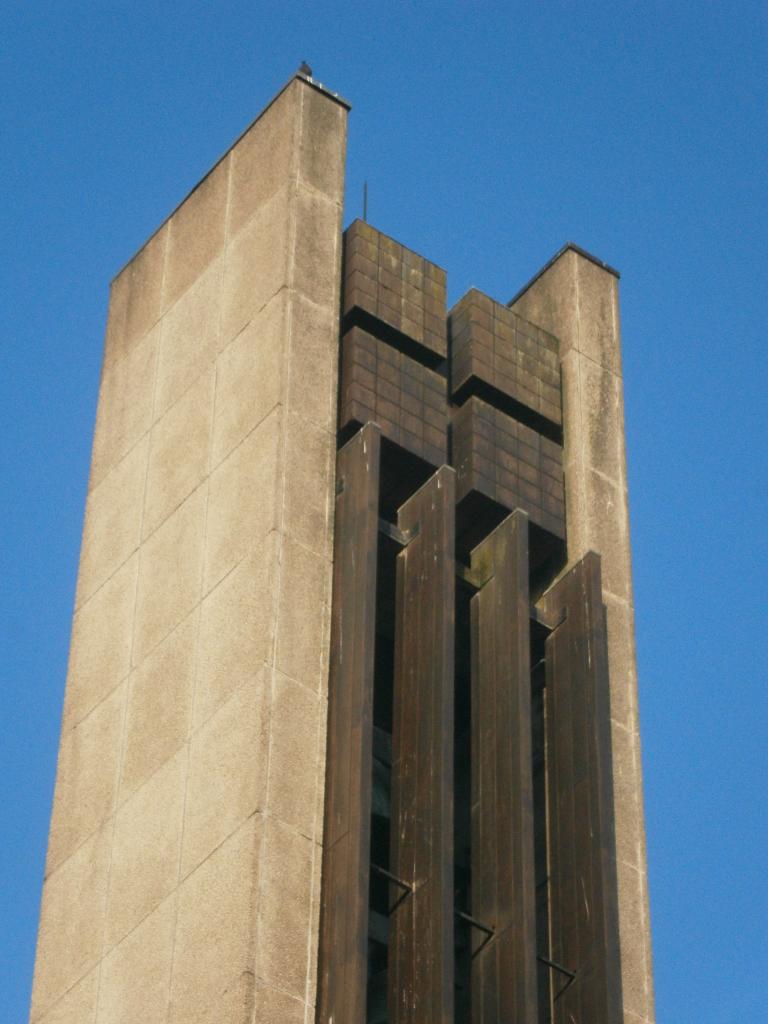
left=510, top=247, right=655, bottom=1024
left=31, top=73, right=347, bottom=1024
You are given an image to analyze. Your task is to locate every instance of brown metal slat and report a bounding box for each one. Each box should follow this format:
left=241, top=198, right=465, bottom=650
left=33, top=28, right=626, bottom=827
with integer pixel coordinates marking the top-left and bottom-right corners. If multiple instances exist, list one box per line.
left=316, top=423, right=381, bottom=1024
left=389, top=466, right=456, bottom=1024
left=538, top=552, right=622, bottom=1024
left=469, top=510, right=538, bottom=1024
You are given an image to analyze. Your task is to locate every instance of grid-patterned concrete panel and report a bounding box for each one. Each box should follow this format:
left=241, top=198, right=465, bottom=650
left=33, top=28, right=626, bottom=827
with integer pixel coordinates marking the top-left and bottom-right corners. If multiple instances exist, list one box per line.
left=450, top=288, right=562, bottom=428
left=339, top=326, right=447, bottom=467
left=452, top=396, right=565, bottom=538
left=344, top=220, right=447, bottom=357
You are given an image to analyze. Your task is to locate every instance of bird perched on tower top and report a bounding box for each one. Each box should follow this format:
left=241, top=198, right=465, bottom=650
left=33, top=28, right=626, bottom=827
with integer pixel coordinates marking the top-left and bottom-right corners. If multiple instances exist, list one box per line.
left=299, top=62, right=312, bottom=77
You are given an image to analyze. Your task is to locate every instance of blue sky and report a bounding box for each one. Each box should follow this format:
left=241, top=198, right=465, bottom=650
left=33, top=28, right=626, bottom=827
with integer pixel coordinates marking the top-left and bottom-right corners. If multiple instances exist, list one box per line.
left=2, top=2, right=766, bottom=1020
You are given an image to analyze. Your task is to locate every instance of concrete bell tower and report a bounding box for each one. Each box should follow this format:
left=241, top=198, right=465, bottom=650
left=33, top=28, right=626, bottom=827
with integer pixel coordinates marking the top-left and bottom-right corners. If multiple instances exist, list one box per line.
left=31, top=71, right=654, bottom=1024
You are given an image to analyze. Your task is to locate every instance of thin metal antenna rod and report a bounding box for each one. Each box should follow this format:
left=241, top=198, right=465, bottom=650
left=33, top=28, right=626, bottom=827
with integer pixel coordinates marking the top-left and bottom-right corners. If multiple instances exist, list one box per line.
left=363, top=180, right=368, bottom=222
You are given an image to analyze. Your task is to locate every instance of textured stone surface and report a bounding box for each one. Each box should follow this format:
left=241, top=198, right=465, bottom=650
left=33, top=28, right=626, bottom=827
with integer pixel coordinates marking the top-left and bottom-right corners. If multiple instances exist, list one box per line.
left=204, top=407, right=281, bottom=593
left=132, top=485, right=206, bottom=664
left=211, top=292, right=285, bottom=465
left=97, top=897, right=175, bottom=1024
left=31, top=828, right=111, bottom=1020
left=275, top=536, right=332, bottom=693
left=105, top=750, right=186, bottom=948
left=46, top=686, right=124, bottom=874
left=266, top=670, right=323, bottom=838
left=104, top=225, right=168, bottom=371
left=194, top=545, right=277, bottom=727
left=253, top=983, right=305, bottom=1024
left=62, top=556, right=137, bottom=728
left=256, top=819, right=314, bottom=999
left=36, top=967, right=99, bottom=1024
left=75, top=436, right=148, bottom=608
left=142, top=368, right=214, bottom=539
left=89, top=325, right=159, bottom=490
left=120, top=611, right=197, bottom=801
left=221, top=186, right=291, bottom=345
left=164, top=159, right=228, bottom=310
left=155, top=256, right=224, bottom=419
left=181, top=680, right=268, bottom=877
left=169, top=818, right=262, bottom=1024
left=33, top=73, right=346, bottom=1023
left=283, top=411, right=335, bottom=557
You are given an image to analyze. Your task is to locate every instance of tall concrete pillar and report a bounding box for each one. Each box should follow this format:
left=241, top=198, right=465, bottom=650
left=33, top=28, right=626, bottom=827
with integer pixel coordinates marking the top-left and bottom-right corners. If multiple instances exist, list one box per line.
left=510, top=246, right=655, bottom=1024
left=31, top=72, right=348, bottom=1024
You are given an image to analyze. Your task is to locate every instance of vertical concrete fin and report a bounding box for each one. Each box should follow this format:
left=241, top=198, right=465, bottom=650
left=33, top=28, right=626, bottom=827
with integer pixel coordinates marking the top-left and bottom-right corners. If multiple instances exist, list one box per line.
left=511, top=249, right=655, bottom=1023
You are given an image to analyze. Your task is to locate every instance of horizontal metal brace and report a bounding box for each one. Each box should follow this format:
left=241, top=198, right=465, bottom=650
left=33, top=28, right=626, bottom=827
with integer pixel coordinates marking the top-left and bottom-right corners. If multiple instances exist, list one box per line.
left=370, top=862, right=414, bottom=916
left=537, top=954, right=577, bottom=1000
left=370, top=862, right=413, bottom=893
left=455, top=910, right=494, bottom=956
left=530, top=603, right=566, bottom=631
left=378, top=517, right=419, bottom=548
left=455, top=561, right=492, bottom=591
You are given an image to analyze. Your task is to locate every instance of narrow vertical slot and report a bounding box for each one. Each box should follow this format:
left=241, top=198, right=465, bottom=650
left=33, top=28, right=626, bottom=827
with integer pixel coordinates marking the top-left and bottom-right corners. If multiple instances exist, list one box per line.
left=531, top=619, right=552, bottom=1023
left=454, top=577, right=474, bottom=1023
left=367, top=533, right=398, bottom=1024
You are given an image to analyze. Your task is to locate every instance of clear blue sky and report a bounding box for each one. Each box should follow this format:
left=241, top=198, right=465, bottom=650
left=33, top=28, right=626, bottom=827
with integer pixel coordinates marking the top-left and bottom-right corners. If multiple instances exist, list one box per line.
left=2, top=2, right=766, bottom=1020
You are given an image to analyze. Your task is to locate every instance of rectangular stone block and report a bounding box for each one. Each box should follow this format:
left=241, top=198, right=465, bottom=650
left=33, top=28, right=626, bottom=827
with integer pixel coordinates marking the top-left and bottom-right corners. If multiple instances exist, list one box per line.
left=133, top=485, right=206, bottom=665
left=194, top=543, right=277, bottom=727
left=181, top=679, right=268, bottom=877
left=298, top=82, right=347, bottom=203
left=211, top=291, right=285, bottom=467
left=221, top=186, right=291, bottom=346
left=286, top=293, right=338, bottom=431
left=292, top=188, right=342, bottom=309
left=142, top=368, right=214, bottom=539
left=46, top=685, right=124, bottom=875
left=580, top=469, right=633, bottom=603
left=283, top=411, right=335, bottom=558
left=31, top=827, right=111, bottom=1020
left=154, top=256, right=224, bottom=419
left=120, top=610, right=197, bottom=802
left=169, top=817, right=262, bottom=1024
left=610, top=719, right=645, bottom=872
left=89, top=324, right=158, bottom=491
left=105, top=749, right=186, bottom=949
left=227, top=83, right=300, bottom=242
left=256, top=819, right=314, bottom=999
left=561, top=348, right=625, bottom=486
left=266, top=671, right=323, bottom=839
left=76, top=436, right=149, bottom=608
left=164, top=158, right=229, bottom=311
left=604, top=593, right=639, bottom=734
left=62, top=555, right=137, bottom=728
left=35, top=966, right=98, bottom=1024
left=104, top=225, right=168, bottom=371
left=204, top=410, right=281, bottom=594
left=275, top=537, right=331, bottom=694
left=616, top=859, right=654, bottom=1020
left=97, top=897, right=175, bottom=1024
